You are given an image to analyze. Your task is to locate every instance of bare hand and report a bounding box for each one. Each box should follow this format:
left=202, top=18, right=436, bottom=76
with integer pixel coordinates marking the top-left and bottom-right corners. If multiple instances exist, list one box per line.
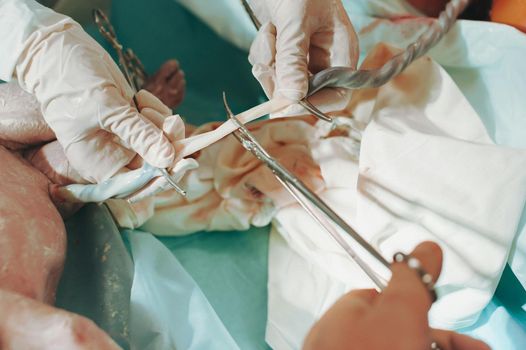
left=303, top=242, right=491, bottom=350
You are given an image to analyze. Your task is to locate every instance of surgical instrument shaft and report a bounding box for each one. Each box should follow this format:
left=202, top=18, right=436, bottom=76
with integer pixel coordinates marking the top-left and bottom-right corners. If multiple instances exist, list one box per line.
left=241, top=0, right=470, bottom=120
left=224, top=93, right=391, bottom=290
left=92, top=8, right=186, bottom=197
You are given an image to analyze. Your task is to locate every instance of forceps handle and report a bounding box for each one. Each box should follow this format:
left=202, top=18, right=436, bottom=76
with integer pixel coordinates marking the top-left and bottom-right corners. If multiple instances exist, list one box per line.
left=92, top=9, right=140, bottom=94
left=274, top=163, right=391, bottom=269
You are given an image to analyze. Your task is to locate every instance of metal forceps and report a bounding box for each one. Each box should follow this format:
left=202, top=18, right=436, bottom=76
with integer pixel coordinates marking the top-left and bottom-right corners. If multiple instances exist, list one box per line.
left=240, top=0, right=470, bottom=122
left=303, top=0, right=471, bottom=121
left=223, top=93, right=390, bottom=290
left=93, top=9, right=147, bottom=95
left=225, top=96, right=441, bottom=349
left=92, top=9, right=186, bottom=196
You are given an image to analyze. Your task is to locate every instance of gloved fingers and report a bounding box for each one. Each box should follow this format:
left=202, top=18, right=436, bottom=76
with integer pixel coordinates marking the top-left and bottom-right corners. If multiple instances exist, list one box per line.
left=249, top=23, right=278, bottom=99
left=252, top=59, right=277, bottom=100
left=99, top=87, right=176, bottom=169
left=308, top=32, right=333, bottom=74
left=118, top=113, right=186, bottom=167
left=245, top=0, right=270, bottom=23
left=139, top=107, right=165, bottom=129
left=252, top=63, right=277, bottom=100
left=163, top=114, right=186, bottom=144
left=430, top=329, right=490, bottom=350
left=308, top=19, right=359, bottom=74
left=128, top=106, right=185, bottom=163
left=274, top=16, right=311, bottom=101
left=248, top=22, right=277, bottom=67
left=135, top=89, right=172, bottom=117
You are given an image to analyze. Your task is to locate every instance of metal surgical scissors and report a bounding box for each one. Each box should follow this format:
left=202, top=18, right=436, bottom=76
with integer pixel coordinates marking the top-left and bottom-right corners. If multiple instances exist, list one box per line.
left=92, top=8, right=186, bottom=196
left=93, top=9, right=147, bottom=96
left=223, top=93, right=390, bottom=290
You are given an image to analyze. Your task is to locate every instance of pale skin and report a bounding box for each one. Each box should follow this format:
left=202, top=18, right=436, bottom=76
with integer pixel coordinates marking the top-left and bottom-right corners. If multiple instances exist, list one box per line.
left=0, top=61, right=186, bottom=349
left=303, top=241, right=491, bottom=350
left=407, top=0, right=450, bottom=17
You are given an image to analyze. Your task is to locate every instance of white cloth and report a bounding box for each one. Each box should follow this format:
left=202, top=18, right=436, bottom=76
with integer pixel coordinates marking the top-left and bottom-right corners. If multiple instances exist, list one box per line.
left=344, top=12, right=526, bottom=296
left=111, top=43, right=526, bottom=348
left=264, top=44, right=526, bottom=348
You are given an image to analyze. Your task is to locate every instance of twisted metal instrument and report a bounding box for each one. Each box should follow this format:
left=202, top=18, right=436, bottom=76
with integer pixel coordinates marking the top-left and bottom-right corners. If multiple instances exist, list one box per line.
left=241, top=0, right=470, bottom=120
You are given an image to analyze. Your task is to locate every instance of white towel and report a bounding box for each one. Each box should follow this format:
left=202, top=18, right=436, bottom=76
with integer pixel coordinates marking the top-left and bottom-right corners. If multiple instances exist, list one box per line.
left=264, top=45, right=526, bottom=349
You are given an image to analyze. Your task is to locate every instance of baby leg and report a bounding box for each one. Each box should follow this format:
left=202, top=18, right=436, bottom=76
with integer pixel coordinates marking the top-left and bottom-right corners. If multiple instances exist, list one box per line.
left=0, top=146, right=65, bottom=303
left=0, top=289, right=120, bottom=350
left=0, top=146, right=120, bottom=349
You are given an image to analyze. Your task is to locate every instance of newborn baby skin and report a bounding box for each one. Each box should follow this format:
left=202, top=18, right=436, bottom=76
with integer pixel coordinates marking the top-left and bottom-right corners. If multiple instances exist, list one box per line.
left=0, top=59, right=186, bottom=349
left=0, top=147, right=120, bottom=349
left=142, top=60, right=186, bottom=110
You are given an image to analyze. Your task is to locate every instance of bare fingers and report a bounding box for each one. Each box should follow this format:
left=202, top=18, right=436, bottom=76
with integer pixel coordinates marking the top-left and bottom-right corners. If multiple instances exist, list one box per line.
left=382, top=241, right=443, bottom=315
left=431, top=329, right=491, bottom=350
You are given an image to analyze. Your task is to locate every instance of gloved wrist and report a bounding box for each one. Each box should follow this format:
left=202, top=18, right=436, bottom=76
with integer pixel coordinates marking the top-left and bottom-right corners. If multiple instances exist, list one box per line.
left=0, top=0, right=74, bottom=82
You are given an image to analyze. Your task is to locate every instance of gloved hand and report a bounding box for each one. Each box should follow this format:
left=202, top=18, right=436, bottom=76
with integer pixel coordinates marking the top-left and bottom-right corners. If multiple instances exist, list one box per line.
left=0, top=0, right=176, bottom=183
left=49, top=89, right=198, bottom=206
left=247, top=0, right=359, bottom=103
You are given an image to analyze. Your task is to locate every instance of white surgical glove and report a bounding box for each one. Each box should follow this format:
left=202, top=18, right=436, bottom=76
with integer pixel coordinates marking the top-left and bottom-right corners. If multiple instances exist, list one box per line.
left=247, top=0, right=359, bottom=102
left=0, top=0, right=176, bottom=183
